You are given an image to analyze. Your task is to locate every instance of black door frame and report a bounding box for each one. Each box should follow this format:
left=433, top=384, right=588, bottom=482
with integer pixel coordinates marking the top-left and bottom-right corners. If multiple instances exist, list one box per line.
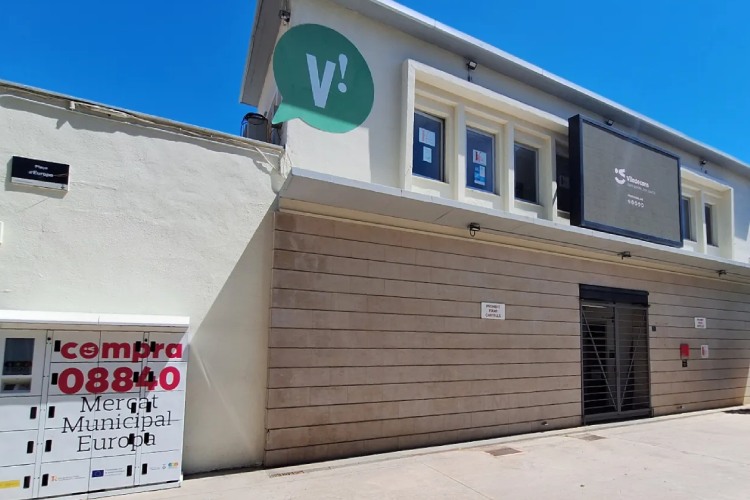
left=580, top=285, right=653, bottom=424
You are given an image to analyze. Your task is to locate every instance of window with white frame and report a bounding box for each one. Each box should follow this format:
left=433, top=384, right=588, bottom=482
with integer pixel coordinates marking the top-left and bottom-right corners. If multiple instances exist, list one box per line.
left=462, top=112, right=505, bottom=209
left=401, top=63, right=739, bottom=262
left=680, top=168, right=733, bottom=259
left=402, top=60, right=566, bottom=216
left=511, top=129, right=553, bottom=219
left=514, top=143, right=538, bottom=204
left=412, top=111, right=445, bottom=182
left=466, top=128, right=495, bottom=192
left=680, top=196, right=695, bottom=242
left=704, top=203, right=717, bottom=247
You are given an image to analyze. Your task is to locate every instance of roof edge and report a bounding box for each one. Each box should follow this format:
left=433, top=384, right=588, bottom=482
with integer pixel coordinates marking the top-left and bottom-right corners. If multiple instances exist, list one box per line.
left=1, top=79, right=284, bottom=155
left=240, top=0, right=283, bottom=106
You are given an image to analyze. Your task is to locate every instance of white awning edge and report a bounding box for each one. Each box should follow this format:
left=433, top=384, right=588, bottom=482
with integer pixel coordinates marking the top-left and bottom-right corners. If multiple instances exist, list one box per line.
left=0, top=310, right=190, bottom=333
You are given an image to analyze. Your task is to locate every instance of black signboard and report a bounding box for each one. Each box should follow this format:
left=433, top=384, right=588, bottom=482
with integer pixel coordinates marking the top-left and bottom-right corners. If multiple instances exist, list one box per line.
left=569, top=115, right=682, bottom=247
left=11, top=156, right=70, bottom=190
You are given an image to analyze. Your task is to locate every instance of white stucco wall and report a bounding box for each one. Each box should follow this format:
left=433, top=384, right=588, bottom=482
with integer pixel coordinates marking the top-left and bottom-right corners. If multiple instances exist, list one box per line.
left=0, top=87, right=283, bottom=473
left=272, top=0, right=750, bottom=262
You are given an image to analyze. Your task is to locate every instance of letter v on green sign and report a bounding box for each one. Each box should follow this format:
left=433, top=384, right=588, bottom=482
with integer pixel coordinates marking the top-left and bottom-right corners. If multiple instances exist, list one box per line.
left=272, top=24, right=374, bottom=133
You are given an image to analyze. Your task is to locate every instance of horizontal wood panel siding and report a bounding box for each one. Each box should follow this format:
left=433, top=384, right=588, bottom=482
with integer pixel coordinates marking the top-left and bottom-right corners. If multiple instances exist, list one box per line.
left=266, top=212, right=750, bottom=466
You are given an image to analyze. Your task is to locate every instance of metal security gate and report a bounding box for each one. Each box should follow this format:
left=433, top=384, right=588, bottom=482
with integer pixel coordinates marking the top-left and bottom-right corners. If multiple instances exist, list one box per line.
left=580, top=285, right=651, bottom=424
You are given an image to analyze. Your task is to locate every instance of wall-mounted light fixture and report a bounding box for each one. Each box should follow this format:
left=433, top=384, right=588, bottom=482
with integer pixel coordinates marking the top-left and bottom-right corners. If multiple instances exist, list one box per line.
left=468, top=222, right=481, bottom=237
left=617, top=251, right=632, bottom=260
left=279, top=9, right=291, bottom=23
left=700, top=159, right=707, bottom=166
left=605, top=119, right=614, bottom=126
left=466, top=59, right=478, bottom=82
left=717, top=270, right=727, bottom=277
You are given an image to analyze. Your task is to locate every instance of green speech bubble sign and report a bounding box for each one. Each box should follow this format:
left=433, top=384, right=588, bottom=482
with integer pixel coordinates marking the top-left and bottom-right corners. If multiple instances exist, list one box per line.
left=272, top=24, right=374, bottom=133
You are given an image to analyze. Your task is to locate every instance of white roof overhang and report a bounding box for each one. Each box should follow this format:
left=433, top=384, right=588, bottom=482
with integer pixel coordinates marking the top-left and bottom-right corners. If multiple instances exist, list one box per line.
left=278, top=168, right=750, bottom=283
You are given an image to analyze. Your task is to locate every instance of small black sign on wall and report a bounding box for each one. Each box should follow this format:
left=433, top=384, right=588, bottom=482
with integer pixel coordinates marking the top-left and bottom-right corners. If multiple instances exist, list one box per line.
left=11, top=156, right=70, bottom=190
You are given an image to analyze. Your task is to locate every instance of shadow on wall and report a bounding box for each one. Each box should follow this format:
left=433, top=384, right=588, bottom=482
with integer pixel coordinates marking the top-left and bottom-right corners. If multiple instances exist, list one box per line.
left=738, top=217, right=750, bottom=253
left=181, top=208, right=275, bottom=474
left=729, top=173, right=750, bottom=246
left=0, top=94, right=275, bottom=175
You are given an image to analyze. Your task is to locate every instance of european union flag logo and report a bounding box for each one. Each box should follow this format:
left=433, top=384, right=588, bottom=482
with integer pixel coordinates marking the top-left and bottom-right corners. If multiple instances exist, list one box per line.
left=91, top=470, right=104, bottom=478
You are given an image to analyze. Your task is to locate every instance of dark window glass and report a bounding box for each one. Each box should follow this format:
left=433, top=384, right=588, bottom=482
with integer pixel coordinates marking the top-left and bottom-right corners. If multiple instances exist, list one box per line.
left=466, top=128, right=494, bottom=192
left=412, top=112, right=444, bottom=181
left=680, top=197, right=694, bottom=241
left=3, top=338, right=34, bottom=376
left=705, top=204, right=717, bottom=246
left=514, top=144, right=538, bottom=203
left=556, top=154, right=570, bottom=213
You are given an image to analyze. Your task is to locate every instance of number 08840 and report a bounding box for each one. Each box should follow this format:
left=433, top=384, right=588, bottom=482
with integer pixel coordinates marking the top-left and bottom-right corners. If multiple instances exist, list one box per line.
left=57, top=366, right=180, bottom=395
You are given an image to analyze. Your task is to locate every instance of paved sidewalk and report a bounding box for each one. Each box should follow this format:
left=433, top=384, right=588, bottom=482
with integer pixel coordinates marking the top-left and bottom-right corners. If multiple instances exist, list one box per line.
left=129, top=407, right=750, bottom=499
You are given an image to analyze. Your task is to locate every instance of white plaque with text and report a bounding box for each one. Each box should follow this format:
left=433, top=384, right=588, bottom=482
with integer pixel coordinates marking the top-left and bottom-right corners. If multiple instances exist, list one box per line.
left=481, top=302, right=506, bottom=320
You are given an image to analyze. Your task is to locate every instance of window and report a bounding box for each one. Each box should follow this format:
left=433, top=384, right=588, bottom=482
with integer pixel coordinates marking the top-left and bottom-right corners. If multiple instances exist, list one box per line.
left=1, top=338, right=34, bottom=393
left=466, top=128, right=495, bottom=192
left=403, top=60, right=567, bottom=216
left=413, top=112, right=444, bottom=181
left=514, top=143, right=538, bottom=204
left=556, top=153, right=570, bottom=213
left=680, top=197, right=694, bottom=241
left=680, top=169, right=733, bottom=258
left=705, top=203, right=717, bottom=247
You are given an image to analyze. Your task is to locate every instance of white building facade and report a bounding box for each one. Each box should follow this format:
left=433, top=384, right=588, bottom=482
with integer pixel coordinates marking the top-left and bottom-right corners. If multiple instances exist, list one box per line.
left=0, top=0, right=749, bottom=492
left=0, top=83, right=284, bottom=487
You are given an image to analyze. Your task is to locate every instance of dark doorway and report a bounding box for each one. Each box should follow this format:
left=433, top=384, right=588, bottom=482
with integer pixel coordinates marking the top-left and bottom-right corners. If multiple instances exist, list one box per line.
left=580, top=285, right=651, bottom=423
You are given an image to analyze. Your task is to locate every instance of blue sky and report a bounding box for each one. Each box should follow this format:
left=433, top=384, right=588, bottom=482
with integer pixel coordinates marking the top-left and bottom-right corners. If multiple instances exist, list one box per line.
left=1, top=1, right=748, bottom=163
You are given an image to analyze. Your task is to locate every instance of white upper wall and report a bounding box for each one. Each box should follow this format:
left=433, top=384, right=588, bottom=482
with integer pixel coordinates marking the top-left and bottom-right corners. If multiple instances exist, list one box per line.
left=0, top=84, right=283, bottom=473
left=252, top=0, right=750, bottom=264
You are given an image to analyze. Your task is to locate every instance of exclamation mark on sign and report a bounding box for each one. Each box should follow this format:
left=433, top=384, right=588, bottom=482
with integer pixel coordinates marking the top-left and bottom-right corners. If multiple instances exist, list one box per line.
left=337, top=54, right=348, bottom=93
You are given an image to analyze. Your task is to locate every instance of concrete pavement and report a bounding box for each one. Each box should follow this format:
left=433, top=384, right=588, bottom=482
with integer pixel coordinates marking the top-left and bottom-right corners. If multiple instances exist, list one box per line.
left=128, top=407, right=750, bottom=499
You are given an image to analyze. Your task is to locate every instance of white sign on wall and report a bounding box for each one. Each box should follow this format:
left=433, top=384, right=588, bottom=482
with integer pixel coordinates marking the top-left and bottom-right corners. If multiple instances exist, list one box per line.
left=701, top=345, right=710, bottom=359
left=481, top=302, right=506, bottom=320
left=694, top=317, right=707, bottom=329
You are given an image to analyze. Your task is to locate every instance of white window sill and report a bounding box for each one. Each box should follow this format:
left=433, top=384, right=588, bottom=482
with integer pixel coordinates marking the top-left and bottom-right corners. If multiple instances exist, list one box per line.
left=411, top=174, right=451, bottom=198
left=513, top=198, right=544, bottom=218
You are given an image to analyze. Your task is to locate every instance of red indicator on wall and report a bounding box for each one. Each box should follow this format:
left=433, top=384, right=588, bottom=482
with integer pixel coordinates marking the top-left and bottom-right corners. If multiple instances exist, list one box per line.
left=680, top=343, right=690, bottom=359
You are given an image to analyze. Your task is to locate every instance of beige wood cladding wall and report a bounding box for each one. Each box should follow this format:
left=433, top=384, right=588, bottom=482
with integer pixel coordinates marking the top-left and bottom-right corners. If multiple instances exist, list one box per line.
left=266, top=212, right=750, bottom=466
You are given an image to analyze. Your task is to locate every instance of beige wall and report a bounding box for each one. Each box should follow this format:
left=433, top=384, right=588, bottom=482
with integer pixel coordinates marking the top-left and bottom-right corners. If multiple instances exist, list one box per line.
left=267, top=211, right=750, bottom=466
